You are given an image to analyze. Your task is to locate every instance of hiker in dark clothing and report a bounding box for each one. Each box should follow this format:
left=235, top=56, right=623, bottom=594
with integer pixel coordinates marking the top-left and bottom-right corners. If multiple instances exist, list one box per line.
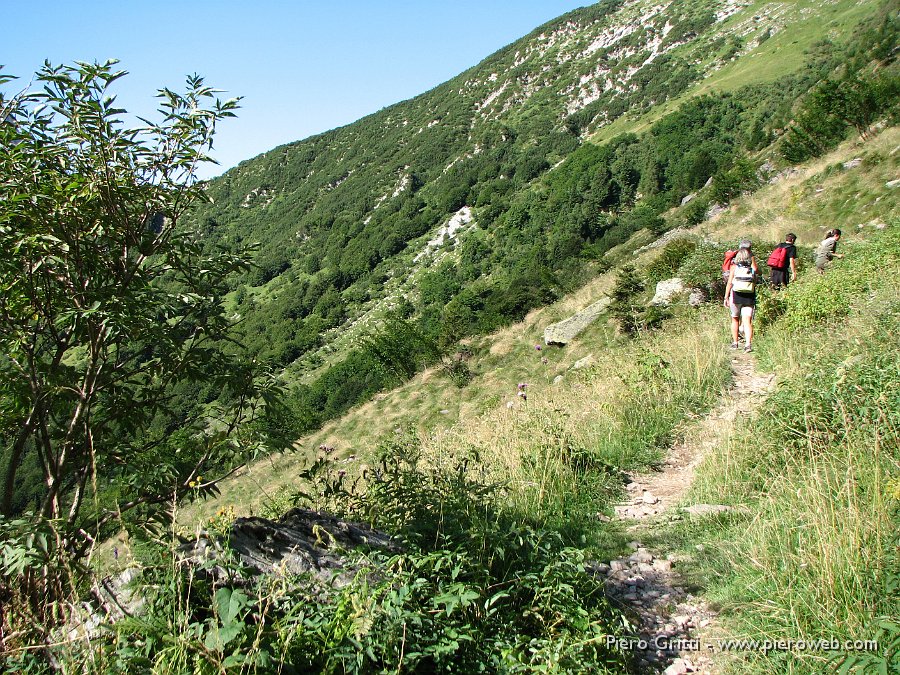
left=769, top=233, right=798, bottom=289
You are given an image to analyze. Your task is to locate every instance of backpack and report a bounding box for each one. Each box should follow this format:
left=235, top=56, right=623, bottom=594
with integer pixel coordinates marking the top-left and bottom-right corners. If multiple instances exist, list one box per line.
left=732, top=262, right=756, bottom=293
left=766, top=245, right=788, bottom=269
left=722, top=250, right=737, bottom=272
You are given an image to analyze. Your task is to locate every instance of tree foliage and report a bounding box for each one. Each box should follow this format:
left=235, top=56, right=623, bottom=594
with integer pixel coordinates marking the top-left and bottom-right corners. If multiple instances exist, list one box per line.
left=609, top=264, right=646, bottom=336
left=0, top=62, right=274, bottom=546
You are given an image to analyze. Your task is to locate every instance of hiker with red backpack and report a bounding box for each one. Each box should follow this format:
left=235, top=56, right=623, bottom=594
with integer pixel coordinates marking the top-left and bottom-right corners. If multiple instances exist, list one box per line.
left=767, top=233, right=798, bottom=289
left=721, top=248, right=738, bottom=288
left=724, top=240, right=758, bottom=353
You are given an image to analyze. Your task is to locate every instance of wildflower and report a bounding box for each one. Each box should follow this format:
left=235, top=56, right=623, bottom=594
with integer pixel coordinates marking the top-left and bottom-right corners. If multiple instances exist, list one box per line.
left=535, top=344, right=542, bottom=351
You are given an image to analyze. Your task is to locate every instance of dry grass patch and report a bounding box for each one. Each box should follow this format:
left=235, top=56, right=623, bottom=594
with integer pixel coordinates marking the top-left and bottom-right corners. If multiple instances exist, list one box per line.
left=698, top=126, right=900, bottom=246
left=422, top=312, right=729, bottom=496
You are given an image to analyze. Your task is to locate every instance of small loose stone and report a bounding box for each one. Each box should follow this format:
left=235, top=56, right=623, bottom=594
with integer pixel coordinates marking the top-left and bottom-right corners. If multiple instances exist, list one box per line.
left=630, top=550, right=654, bottom=564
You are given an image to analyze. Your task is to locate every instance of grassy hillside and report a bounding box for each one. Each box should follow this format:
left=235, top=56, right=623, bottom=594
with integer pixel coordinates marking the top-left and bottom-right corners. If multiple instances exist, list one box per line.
left=193, top=1, right=889, bottom=357
left=175, top=0, right=898, bottom=460
left=160, top=119, right=900, bottom=675
left=10, top=96, right=898, bottom=675
left=182, top=122, right=899, bottom=521
left=3, top=2, right=898, bottom=670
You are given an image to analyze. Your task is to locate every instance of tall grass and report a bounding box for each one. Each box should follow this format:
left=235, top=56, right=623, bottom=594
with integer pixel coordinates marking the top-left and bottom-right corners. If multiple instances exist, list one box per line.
left=421, top=312, right=731, bottom=549
left=689, top=226, right=900, bottom=673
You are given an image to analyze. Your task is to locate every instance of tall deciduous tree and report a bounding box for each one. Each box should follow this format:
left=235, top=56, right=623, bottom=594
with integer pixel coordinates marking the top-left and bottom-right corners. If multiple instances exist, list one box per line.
left=0, top=61, right=276, bottom=546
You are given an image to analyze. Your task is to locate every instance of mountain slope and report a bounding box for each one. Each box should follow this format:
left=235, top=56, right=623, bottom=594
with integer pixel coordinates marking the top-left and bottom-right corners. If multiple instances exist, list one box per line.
left=176, top=119, right=899, bottom=675
left=186, top=122, right=898, bottom=519
left=191, top=0, right=896, bottom=431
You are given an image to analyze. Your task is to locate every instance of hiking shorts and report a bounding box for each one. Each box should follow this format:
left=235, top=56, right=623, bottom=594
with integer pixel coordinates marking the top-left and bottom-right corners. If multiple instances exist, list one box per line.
left=771, top=268, right=790, bottom=288
left=730, top=292, right=755, bottom=319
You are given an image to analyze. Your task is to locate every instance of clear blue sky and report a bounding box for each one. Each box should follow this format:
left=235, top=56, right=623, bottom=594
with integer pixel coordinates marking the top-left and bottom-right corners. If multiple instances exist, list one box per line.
left=4, top=1, right=588, bottom=178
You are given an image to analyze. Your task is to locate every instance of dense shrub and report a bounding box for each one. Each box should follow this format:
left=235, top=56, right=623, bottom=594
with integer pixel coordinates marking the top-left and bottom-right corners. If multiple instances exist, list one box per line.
left=285, top=319, right=441, bottom=434
left=645, top=237, right=699, bottom=286
left=677, top=242, right=733, bottom=298
left=710, top=157, right=762, bottom=204
left=770, top=230, right=895, bottom=330
left=36, top=431, right=631, bottom=673
left=781, top=70, right=900, bottom=163
left=681, top=195, right=712, bottom=226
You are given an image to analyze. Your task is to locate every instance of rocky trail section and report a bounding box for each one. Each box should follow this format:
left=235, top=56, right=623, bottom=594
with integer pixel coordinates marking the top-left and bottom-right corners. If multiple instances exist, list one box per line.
left=598, top=353, right=775, bottom=674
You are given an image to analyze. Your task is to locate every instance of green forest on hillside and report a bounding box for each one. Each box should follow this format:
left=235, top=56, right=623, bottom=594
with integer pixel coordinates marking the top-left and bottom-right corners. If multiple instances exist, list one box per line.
left=198, top=4, right=898, bottom=442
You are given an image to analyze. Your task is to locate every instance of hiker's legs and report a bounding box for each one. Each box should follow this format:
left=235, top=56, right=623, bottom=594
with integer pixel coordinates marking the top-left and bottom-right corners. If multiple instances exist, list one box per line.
left=729, top=301, right=740, bottom=344
left=771, top=269, right=788, bottom=289
left=741, top=308, right=754, bottom=347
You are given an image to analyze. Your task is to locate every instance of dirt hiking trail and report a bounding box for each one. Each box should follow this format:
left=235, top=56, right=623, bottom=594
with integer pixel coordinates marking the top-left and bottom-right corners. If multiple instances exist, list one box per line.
left=598, top=352, right=776, bottom=674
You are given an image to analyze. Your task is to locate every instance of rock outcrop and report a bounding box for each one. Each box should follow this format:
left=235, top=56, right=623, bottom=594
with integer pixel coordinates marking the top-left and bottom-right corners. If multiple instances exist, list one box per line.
left=705, top=203, right=727, bottom=220
left=185, top=508, right=400, bottom=587
left=633, top=227, right=692, bottom=256
left=681, top=504, right=734, bottom=517
left=571, top=354, right=595, bottom=370
left=687, top=288, right=706, bottom=307
left=67, top=509, right=398, bottom=642
left=650, top=278, right=687, bottom=306
left=544, top=297, right=611, bottom=345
